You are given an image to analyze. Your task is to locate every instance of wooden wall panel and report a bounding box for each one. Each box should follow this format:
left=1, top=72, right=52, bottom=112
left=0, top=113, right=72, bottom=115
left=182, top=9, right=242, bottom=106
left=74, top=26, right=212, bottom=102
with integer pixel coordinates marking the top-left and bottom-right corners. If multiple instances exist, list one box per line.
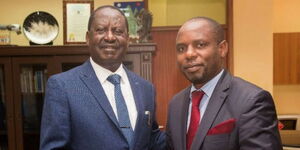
left=151, top=27, right=190, bottom=127
left=274, top=33, right=300, bottom=84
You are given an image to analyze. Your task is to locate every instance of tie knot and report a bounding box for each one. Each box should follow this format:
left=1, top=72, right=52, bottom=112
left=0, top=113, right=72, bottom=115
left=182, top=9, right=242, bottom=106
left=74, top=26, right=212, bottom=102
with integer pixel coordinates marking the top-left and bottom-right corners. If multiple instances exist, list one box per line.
left=107, top=74, right=121, bottom=85
left=191, top=90, right=205, bottom=107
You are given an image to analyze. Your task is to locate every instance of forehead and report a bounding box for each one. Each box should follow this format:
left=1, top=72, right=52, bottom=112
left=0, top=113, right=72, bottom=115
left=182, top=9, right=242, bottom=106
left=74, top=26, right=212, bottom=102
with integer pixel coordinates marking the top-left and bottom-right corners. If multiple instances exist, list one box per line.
left=93, top=8, right=125, bottom=25
left=176, top=20, right=214, bottom=43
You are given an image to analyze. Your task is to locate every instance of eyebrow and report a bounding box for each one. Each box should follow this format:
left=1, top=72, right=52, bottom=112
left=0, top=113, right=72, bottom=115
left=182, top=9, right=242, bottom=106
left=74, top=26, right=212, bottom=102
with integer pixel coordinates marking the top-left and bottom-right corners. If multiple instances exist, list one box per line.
left=175, top=42, right=186, bottom=47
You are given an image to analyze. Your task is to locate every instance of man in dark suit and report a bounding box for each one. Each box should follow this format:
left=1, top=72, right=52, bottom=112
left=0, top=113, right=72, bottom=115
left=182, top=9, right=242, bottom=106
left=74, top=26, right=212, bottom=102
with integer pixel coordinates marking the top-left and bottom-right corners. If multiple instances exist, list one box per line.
left=40, top=5, right=165, bottom=150
left=166, top=17, right=282, bottom=150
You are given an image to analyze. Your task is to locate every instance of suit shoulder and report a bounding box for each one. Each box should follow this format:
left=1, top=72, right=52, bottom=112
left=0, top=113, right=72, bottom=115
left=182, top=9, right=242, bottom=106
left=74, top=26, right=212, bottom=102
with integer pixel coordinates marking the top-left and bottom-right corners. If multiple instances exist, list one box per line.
left=229, top=76, right=272, bottom=102
left=126, top=69, right=153, bottom=87
left=169, top=86, right=190, bottom=106
left=231, top=76, right=264, bottom=93
left=48, top=64, right=83, bottom=82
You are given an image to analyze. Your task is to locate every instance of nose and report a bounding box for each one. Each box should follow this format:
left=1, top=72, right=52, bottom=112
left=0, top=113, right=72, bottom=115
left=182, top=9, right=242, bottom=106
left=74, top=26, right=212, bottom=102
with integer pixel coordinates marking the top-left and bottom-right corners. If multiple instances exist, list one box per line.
left=185, top=45, right=197, bottom=60
left=104, top=30, right=116, bottom=42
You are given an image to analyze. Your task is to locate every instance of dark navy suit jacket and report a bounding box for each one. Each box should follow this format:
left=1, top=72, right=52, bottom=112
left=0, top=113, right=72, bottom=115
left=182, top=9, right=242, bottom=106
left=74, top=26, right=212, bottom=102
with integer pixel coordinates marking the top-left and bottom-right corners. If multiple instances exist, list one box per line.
left=40, top=60, right=165, bottom=150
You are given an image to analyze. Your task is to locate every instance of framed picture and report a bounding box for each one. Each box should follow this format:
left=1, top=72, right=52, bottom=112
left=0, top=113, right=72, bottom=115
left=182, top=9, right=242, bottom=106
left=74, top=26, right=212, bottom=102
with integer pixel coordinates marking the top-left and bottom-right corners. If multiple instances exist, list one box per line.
left=63, top=0, right=93, bottom=45
left=114, top=1, right=145, bottom=42
left=0, top=31, right=10, bottom=45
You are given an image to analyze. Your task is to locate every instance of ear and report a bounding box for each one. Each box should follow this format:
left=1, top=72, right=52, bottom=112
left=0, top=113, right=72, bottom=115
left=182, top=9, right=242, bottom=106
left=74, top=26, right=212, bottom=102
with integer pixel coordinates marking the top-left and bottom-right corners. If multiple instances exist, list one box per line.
left=86, top=31, right=90, bottom=45
left=218, top=40, right=228, bottom=58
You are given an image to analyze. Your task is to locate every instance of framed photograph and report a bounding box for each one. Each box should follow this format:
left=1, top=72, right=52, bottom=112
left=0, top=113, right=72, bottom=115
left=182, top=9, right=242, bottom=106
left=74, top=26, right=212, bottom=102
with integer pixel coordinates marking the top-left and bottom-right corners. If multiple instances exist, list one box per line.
left=0, top=31, right=10, bottom=45
left=63, top=0, right=93, bottom=45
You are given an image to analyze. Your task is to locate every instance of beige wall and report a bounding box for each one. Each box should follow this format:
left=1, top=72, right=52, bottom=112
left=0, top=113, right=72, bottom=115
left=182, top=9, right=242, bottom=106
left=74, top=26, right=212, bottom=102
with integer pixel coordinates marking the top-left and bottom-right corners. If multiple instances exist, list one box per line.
left=274, top=85, right=300, bottom=114
left=150, top=0, right=226, bottom=26
left=148, top=0, right=167, bottom=26
left=165, top=0, right=226, bottom=26
left=233, top=0, right=273, bottom=93
left=273, top=0, right=300, bottom=33
left=273, top=0, right=300, bottom=115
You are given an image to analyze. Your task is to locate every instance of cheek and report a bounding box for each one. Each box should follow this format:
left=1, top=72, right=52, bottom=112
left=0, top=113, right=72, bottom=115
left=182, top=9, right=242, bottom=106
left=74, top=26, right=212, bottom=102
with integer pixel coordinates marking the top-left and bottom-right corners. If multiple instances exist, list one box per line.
left=176, top=54, right=185, bottom=63
left=119, top=37, right=129, bottom=45
left=91, top=33, right=104, bottom=40
left=205, top=52, right=221, bottom=67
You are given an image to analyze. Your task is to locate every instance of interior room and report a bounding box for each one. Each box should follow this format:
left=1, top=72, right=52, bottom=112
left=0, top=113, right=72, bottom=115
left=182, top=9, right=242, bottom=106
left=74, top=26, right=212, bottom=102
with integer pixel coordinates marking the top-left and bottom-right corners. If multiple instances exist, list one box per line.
left=0, top=0, right=299, bottom=149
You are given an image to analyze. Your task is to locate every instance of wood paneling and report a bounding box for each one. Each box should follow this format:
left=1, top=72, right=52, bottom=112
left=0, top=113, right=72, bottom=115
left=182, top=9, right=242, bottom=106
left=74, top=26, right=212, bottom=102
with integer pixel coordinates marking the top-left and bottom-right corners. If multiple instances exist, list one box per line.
left=151, top=27, right=190, bottom=127
left=274, top=33, right=300, bottom=84
left=226, top=0, right=234, bottom=73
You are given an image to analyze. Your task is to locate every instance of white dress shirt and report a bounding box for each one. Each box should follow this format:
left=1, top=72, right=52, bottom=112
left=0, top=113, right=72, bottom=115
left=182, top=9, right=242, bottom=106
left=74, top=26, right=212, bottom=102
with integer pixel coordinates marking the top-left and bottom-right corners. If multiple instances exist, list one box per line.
left=90, top=58, right=137, bottom=130
left=187, top=69, right=224, bottom=131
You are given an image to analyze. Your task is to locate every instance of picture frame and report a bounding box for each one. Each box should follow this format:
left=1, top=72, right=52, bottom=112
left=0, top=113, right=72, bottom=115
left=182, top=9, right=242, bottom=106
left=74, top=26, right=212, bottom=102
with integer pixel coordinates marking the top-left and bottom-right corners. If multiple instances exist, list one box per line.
left=63, top=0, right=93, bottom=45
left=114, top=1, right=145, bottom=43
left=0, top=31, right=10, bottom=45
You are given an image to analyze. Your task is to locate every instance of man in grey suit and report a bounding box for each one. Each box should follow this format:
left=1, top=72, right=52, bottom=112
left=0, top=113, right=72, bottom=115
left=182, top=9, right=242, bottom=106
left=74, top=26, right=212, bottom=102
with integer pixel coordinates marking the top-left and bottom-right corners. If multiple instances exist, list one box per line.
left=40, top=5, right=165, bottom=150
left=166, top=17, right=282, bottom=150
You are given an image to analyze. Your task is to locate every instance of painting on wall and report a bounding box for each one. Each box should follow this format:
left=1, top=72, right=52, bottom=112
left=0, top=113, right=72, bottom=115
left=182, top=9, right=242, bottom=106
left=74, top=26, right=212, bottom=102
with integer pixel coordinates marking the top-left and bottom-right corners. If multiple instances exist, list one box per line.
left=114, top=1, right=145, bottom=42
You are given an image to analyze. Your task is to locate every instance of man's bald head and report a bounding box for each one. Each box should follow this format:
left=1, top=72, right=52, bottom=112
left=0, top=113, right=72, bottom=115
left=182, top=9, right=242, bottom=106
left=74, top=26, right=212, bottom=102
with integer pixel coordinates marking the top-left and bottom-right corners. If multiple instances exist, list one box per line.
left=178, top=17, right=225, bottom=44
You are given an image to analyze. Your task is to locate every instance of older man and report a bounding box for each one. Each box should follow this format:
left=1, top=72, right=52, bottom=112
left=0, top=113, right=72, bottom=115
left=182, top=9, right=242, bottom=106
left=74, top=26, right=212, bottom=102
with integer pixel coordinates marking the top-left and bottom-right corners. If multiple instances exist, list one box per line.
left=40, top=5, right=165, bottom=150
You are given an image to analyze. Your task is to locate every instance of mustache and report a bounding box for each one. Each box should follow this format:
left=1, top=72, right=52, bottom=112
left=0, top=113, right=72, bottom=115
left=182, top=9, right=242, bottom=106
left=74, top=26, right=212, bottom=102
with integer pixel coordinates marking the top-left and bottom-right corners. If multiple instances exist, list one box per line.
left=99, top=41, right=119, bottom=49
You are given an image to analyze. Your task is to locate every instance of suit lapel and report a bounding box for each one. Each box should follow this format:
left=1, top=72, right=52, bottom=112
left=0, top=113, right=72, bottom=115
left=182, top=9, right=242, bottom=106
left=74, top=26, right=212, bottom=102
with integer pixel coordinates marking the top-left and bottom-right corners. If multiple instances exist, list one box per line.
left=79, top=61, right=119, bottom=128
left=191, top=71, right=232, bottom=150
left=179, top=87, right=192, bottom=150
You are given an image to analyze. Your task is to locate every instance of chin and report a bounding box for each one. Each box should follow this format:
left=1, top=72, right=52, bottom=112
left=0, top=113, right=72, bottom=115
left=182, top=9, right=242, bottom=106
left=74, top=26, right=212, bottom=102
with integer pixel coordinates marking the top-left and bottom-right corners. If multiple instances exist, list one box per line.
left=187, top=73, right=208, bottom=84
left=191, top=77, right=204, bottom=84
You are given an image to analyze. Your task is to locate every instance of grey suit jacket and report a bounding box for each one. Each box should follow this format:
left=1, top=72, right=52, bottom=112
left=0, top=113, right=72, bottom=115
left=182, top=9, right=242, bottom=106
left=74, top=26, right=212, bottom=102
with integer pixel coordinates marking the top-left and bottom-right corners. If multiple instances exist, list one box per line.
left=166, top=70, right=282, bottom=150
left=40, top=60, right=165, bottom=150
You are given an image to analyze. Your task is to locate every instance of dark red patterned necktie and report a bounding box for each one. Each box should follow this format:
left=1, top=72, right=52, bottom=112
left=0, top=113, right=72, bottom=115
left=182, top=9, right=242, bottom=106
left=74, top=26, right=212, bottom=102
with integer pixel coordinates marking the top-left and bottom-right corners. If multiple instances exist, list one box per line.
left=186, top=90, right=205, bottom=150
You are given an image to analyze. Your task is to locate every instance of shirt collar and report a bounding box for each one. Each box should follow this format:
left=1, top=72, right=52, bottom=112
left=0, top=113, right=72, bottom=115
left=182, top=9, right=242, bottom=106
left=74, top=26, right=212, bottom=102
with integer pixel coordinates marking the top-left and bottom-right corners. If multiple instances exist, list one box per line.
left=190, top=69, right=224, bottom=97
left=90, top=57, right=126, bottom=84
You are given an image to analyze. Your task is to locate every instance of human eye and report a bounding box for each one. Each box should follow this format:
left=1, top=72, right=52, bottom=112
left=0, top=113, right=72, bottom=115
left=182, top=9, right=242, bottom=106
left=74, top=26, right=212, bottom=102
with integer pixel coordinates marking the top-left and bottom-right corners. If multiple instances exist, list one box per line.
left=195, top=41, right=208, bottom=49
left=95, top=27, right=105, bottom=34
left=114, top=28, right=124, bottom=35
left=176, top=45, right=186, bottom=53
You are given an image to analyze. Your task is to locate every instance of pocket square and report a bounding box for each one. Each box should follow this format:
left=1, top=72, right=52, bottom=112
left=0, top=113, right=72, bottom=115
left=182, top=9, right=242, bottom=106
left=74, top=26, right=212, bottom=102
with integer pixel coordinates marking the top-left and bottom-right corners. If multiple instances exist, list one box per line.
left=207, top=118, right=236, bottom=135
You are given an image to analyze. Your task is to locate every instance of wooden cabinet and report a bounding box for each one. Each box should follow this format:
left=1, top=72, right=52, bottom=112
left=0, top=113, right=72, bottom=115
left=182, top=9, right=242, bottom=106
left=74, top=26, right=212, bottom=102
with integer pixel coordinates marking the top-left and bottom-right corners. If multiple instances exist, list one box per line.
left=0, top=44, right=155, bottom=150
left=0, top=58, right=15, bottom=150
left=274, top=33, right=300, bottom=84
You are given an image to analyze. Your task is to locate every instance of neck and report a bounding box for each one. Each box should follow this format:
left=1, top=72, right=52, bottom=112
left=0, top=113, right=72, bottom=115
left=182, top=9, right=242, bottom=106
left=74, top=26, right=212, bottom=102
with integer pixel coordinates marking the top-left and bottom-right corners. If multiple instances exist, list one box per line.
left=101, top=62, right=121, bottom=72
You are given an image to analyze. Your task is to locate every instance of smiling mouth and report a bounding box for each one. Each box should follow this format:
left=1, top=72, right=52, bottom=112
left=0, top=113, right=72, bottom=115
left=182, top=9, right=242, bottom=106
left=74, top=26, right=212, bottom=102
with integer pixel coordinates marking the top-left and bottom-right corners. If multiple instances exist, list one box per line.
left=184, top=64, right=203, bottom=72
left=104, top=47, right=117, bottom=51
left=98, top=46, right=119, bottom=53
left=102, top=45, right=117, bottom=49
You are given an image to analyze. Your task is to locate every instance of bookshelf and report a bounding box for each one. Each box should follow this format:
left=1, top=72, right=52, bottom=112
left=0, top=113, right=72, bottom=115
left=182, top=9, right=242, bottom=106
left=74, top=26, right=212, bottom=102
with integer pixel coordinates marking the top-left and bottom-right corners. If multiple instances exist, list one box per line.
left=0, top=43, right=155, bottom=150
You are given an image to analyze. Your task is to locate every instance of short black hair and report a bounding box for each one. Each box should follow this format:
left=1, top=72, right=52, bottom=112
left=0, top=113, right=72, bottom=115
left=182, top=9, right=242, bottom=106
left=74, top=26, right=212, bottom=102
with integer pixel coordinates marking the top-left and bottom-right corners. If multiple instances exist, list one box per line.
left=87, top=5, right=129, bottom=32
left=185, top=16, right=225, bottom=44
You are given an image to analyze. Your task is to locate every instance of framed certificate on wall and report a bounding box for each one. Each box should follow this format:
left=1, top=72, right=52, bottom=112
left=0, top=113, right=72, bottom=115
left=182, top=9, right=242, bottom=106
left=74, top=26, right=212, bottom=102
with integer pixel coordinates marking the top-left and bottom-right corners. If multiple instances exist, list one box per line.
left=63, top=0, right=94, bottom=45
